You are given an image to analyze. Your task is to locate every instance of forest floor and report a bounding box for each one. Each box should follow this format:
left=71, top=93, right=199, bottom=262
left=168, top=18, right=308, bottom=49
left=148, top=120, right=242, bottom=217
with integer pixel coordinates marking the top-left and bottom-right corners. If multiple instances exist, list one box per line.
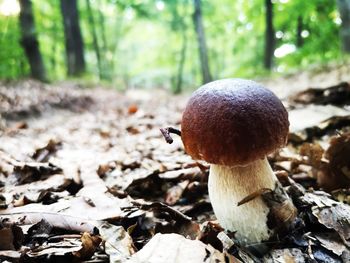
left=0, top=67, right=350, bottom=262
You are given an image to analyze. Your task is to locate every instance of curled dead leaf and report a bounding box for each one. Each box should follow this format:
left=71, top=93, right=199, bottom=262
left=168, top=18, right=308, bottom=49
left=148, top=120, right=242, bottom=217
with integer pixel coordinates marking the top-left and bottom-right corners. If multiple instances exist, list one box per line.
left=318, top=132, right=350, bottom=191
left=73, top=232, right=102, bottom=260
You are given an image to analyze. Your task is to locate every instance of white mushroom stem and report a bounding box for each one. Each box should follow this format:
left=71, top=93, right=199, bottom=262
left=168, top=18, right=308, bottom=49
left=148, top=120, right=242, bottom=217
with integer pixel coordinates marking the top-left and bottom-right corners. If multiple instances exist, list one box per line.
left=208, top=157, right=277, bottom=245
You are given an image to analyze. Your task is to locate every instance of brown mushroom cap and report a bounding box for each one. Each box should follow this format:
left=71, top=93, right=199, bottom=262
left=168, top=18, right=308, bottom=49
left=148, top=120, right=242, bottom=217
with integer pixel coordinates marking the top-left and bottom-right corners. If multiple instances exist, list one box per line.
left=181, top=79, right=289, bottom=166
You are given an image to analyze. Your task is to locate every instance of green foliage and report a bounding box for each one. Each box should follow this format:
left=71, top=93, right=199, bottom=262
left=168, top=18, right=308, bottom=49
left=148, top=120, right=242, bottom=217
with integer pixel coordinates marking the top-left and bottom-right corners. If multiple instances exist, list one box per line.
left=274, top=0, right=341, bottom=71
left=0, top=14, right=27, bottom=79
left=0, top=0, right=347, bottom=90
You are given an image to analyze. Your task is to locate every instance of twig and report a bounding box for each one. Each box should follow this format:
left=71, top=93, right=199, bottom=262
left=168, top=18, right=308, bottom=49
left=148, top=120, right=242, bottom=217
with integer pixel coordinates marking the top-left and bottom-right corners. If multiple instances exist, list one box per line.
left=131, top=200, right=192, bottom=222
left=160, top=127, right=182, bottom=144
left=237, top=188, right=272, bottom=206
left=48, top=234, right=82, bottom=242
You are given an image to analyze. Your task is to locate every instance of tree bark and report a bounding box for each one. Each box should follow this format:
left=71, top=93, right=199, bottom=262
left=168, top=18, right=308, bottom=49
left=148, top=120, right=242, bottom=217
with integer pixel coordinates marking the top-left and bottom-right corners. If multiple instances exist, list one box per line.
left=86, top=0, right=103, bottom=80
left=336, top=0, right=350, bottom=53
left=97, top=0, right=111, bottom=80
left=296, top=16, right=304, bottom=48
left=174, top=30, right=187, bottom=94
left=18, top=0, right=47, bottom=81
left=60, top=0, right=85, bottom=76
left=50, top=20, right=58, bottom=77
left=192, top=0, right=212, bottom=84
left=264, top=0, right=275, bottom=70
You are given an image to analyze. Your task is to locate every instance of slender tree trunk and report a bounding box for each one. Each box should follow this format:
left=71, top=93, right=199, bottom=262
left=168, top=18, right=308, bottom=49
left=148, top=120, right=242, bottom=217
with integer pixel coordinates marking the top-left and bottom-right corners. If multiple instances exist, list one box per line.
left=18, top=0, right=47, bottom=81
left=86, top=0, right=103, bottom=80
left=60, top=0, right=85, bottom=76
left=111, top=16, right=124, bottom=80
left=97, top=0, right=108, bottom=56
left=97, top=0, right=111, bottom=80
left=175, top=30, right=187, bottom=94
left=264, top=0, right=275, bottom=70
left=336, top=0, right=350, bottom=53
left=192, top=0, right=212, bottom=84
left=50, top=21, right=58, bottom=77
left=296, top=16, right=304, bottom=48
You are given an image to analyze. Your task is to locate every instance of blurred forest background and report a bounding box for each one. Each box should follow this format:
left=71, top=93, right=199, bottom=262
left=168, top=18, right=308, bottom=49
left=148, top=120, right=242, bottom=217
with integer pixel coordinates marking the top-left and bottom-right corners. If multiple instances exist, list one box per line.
left=1, top=0, right=350, bottom=93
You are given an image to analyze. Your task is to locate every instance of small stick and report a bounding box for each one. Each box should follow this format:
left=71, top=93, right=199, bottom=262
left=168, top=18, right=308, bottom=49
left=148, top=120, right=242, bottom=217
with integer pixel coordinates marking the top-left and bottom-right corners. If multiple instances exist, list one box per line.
left=237, top=188, right=272, bottom=206
left=160, top=127, right=182, bottom=144
left=131, top=200, right=192, bottom=222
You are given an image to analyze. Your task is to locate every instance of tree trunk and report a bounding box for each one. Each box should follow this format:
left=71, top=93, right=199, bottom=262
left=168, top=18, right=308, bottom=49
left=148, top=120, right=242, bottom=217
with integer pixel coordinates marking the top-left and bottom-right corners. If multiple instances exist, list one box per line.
left=97, top=0, right=111, bottom=80
left=336, top=0, right=350, bottom=53
left=18, top=0, right=47, bottom=81
left=86, top=0, right=103, bottom=80
left=50, top=21, right=58, bottom=77
left=174, top=30, right=187, bottom=94
left=192, top=0, right=212, bottom=84
left=296, top=16, right=304, bottom=48
left=60, top=0, right=85, bottom=76
left=264, top=0, right=275, bottom=70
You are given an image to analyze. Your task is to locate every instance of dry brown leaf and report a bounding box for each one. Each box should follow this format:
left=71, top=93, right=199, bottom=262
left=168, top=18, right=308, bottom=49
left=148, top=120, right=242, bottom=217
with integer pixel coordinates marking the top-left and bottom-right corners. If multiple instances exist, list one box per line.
left=299, top=142, right=325, bottom=168
left=32, top=139, right=62, bottom=163
left=301, top=191, right=338, bottom=207
left=0, top=210, right=98, bottom=234
left=98, top=222, right=136, bottom=262
left=128, top=233, right=239, bottom=263
left=331, top=189, right=350, bottom=204
left=164, top=180, right=189, bottom=205
left=73, top=232, right=101, bottom=260
left=0, top=250, right=22, bottom=261
left=0, top=150, right=62, bottom=185
left=314, top=232, right=347, bottom=256
left=0, top=223, right=24, bottom=250
left=288, top=105, right=349, bottom=134
left=312, top=204, right=350, bottom=244
left=318, top=132, right=350, bottom=191
left=27, top=238, right=82, bottom=258
left=291, top=81, right=350, bottom=106
left=288, top=104, right=350, bottom=143
left=197, top=221, right=224, bottom=251
left=3, top=173, right=71, bottom=205
left=263, top=248, right=307, bottom=263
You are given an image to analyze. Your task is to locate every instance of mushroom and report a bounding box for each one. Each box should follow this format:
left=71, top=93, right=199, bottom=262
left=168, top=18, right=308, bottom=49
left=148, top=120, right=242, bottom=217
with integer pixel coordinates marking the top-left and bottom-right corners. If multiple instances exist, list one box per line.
left=181, top=79, right=292, bottom=244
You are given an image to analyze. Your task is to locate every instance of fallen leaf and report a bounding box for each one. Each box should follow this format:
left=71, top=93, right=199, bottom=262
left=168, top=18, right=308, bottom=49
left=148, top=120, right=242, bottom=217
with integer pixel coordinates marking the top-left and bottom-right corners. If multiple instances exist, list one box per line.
left=32, top=139, right=62, bottom=163
left=73, top=232, right=102, bottom=260
left=0, top=250, right=22, bottom=261
left=98, top=222, right=136, bottom=263
left=291, top=81, right=350, bottom=106
left=164, top=180, right=189, bottom=205
left=128, top=233, right=239, bottom=262
left=318, top=132, right=350, bottom=191
left=0, top=221, right=24, bottom=250
left=0, top=210, right=98, bottom=234
left=314, top=232, right=347, bottom=256
left=0, top=150, right=62, bottom=185
left=312, top=204, right=350, bottom=244
left=263, top=248, right=307, bottom=263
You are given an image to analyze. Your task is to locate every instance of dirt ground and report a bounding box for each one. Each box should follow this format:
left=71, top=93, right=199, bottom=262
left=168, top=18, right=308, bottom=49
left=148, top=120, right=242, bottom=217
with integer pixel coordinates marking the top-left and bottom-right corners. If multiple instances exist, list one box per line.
left=0, top=70, right=349, bottom=262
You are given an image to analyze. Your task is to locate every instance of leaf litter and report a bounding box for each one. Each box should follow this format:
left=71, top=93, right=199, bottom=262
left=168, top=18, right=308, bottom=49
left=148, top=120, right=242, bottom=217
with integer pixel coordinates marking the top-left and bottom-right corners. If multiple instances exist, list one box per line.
left=0, top=79, right=349, bottom=262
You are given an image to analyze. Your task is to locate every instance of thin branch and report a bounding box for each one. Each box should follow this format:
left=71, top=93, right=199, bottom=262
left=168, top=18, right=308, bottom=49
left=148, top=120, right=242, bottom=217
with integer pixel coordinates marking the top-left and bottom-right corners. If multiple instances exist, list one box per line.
left=131, top=200, right=192, bottom=222
left=160, top=127, right=182, bottom=144
left=237, top=188, right=272, bottom=206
